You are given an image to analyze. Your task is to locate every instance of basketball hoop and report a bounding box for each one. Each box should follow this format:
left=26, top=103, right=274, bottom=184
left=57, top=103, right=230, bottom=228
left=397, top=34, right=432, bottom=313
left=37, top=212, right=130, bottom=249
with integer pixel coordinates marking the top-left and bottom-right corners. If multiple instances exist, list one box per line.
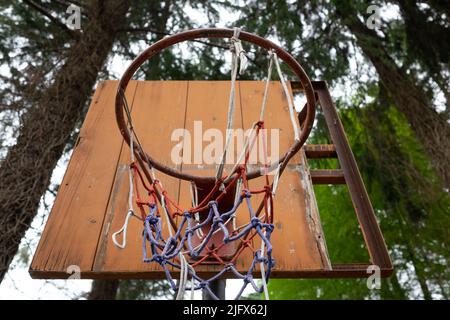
left=30, top=29, right=392, bottom=298
left=115, top=28, right=316, bottom=185
left=112, top=28, right=317, bottom=300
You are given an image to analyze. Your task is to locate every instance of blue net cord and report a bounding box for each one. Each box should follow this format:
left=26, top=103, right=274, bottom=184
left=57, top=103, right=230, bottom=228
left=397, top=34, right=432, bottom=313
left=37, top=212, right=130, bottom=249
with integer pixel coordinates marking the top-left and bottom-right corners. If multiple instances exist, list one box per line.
left=142, top=189, right=275, bottom=300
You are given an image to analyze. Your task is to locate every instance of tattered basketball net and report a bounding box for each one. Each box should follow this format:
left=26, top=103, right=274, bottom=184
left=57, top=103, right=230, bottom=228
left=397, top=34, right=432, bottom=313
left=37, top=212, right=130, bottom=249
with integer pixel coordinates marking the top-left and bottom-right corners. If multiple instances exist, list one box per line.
left=112, top=28, right=316, bottom=300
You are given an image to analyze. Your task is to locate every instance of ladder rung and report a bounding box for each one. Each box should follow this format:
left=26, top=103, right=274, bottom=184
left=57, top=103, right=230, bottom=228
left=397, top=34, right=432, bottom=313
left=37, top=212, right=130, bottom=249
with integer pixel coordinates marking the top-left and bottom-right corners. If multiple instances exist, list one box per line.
left=304, top=144, right=337, bottom=158
left=310, top=169, right=345, bottom=184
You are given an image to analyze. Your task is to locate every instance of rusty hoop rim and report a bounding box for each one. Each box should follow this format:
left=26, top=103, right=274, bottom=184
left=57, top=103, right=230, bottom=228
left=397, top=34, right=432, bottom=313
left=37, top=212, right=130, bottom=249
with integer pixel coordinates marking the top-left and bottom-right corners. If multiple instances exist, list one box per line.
left=115, top=28, right=316, bottom=186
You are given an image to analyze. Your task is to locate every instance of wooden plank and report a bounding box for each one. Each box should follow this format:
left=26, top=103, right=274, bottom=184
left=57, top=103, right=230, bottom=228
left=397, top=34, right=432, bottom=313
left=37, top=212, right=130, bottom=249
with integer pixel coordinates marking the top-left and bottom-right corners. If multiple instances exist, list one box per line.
left=298, top=152, right=332, bottom=270
left=92, top=81, right=188, bottom=274
left=177, top=81, right=244, bottom=276
left=30, top=80, right=138, bottom=277
left=238, top=81, right=330, bottom=274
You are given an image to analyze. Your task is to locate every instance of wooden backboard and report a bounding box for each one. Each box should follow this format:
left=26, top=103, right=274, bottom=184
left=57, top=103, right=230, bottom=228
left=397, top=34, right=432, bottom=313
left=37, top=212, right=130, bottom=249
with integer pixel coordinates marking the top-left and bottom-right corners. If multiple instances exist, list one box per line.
left=29, top=80, right=332, bottom=279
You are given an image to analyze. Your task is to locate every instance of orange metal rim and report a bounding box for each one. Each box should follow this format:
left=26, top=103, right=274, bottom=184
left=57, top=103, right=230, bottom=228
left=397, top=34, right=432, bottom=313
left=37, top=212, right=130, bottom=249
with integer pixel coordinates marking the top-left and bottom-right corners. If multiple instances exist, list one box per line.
left=115, top=28, right=316, bottom=185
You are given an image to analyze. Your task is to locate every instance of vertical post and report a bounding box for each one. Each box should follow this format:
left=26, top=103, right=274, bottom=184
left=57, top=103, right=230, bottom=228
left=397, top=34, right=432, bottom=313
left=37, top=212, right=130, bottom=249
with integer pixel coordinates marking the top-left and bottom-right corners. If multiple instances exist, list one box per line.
left=203, top=279, right=226, bottom=300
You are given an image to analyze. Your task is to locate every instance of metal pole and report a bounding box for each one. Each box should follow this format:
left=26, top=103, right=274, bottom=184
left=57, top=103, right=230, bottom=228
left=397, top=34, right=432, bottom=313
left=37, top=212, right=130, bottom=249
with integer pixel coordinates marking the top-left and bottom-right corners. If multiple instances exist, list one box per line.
left=202, top=279, right=226, bottom=300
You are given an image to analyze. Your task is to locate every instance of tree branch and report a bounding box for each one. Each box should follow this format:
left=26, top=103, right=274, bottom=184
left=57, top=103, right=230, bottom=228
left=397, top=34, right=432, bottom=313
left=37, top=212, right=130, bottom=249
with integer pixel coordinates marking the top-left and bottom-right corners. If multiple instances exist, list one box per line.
left=117, top=27, right=268, bottom=68
left=118, top=27, right=230, bottom=50
left=23, top=0, right=74, bottom=35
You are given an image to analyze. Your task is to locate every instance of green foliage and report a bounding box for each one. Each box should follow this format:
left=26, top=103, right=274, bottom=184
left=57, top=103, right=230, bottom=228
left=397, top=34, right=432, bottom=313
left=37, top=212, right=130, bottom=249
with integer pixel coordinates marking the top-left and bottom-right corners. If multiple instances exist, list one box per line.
left=235, top=0, right=351, bottom=81
left=267, top=83, right=450, bottom=299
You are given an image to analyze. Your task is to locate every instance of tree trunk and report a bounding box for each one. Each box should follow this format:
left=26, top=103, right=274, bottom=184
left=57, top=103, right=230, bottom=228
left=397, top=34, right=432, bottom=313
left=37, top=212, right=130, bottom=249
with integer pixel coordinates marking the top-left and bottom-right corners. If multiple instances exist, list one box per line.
left=380, top=271, right=408, bottom=300
left=397, top=211, right=433, bottom=300
left=397, top=0, right=450, bottom=114
left=405, top=245, right=433, bottom=300
left=0, top=0, right=130, bottom=283
left=88, top=279, right=120, bottom=300
left=334, top=2, right=450, bottom=189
